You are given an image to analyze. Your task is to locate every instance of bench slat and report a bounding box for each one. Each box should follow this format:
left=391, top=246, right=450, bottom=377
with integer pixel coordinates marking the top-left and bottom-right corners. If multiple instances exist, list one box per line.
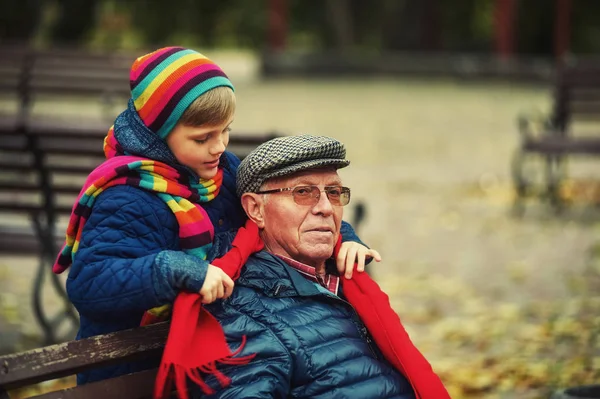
left=0, top=322, right=168, bottom=390
left=0, top=203, right=44, bottom=213
left=524, top=137, right=600, bottom=154
left=28, top=369, right=158, bottom=399
left=0, top=182, right=42, bottom=192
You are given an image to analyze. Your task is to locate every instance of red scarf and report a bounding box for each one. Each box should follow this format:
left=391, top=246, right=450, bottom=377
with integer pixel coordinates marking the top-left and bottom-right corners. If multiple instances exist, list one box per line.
left=155, top=221, right=450, bottom=399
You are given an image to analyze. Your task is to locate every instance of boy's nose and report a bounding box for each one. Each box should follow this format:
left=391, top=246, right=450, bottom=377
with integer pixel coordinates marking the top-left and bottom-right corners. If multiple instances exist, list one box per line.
left=210, top=138, right=226, bottom=155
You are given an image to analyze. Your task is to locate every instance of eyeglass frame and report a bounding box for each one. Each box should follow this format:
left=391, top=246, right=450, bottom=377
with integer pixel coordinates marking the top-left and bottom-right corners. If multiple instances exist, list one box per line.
left=255, top=185, right=351, bottom=207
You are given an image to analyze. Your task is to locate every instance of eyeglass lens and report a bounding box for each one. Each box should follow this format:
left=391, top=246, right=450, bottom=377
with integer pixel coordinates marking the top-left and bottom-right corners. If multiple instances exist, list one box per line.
left=292, top=186, right=350, bottom=206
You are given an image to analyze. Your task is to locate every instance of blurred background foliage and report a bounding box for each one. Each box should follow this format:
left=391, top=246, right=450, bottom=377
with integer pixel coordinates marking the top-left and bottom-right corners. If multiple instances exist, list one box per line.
left=1, top=0, right=600, bottom=54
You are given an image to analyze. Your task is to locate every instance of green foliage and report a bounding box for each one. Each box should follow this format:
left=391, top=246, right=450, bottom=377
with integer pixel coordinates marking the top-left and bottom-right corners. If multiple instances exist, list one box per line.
left=0, top=0, right=42, bottom=42
left=1, top=0, right=600, bottom=55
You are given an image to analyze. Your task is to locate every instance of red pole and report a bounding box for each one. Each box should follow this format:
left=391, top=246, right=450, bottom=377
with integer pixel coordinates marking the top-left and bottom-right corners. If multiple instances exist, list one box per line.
left=268, top=0, right=288, bottom=51
left=493, top=0, right=516, bottom=59
left=554, top=0, right=572, bottom=61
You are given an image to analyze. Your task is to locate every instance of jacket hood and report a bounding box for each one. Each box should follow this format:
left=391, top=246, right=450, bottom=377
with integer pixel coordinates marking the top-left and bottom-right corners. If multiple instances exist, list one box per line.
left=113, top=99, right=180, bottom=166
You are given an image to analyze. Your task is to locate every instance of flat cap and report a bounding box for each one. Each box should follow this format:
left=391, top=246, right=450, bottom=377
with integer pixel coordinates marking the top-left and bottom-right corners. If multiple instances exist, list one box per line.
left=236, top=134, right=350, bottom=196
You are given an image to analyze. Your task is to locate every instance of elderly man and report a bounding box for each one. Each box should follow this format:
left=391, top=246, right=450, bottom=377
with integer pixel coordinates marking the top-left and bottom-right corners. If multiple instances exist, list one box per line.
left=180, top=135, right=450, bottom=399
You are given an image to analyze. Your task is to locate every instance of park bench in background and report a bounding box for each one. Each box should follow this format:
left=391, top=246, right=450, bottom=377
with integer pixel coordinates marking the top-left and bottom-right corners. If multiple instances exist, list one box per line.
left=0, top=45, right=132, bottom=120
left=0, top=321, right=169, bottom=399
left=0, top=45, right=283, bottom=346
left=0, top=44, right=132, bottom=347
left=511, top=61, right=600, bottom=213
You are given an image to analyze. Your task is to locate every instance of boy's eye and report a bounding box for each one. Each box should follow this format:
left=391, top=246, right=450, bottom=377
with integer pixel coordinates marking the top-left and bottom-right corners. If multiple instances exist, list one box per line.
left=194, top=134, right=210, bottom=144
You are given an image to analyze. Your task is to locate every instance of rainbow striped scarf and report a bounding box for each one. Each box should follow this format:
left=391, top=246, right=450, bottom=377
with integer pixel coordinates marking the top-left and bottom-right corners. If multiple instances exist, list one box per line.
left=53, top=146, right=222, bottom=275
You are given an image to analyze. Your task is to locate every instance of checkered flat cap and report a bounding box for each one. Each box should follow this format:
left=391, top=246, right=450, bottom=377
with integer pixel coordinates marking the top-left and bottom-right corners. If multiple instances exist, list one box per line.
left=236, top=135, right=350, bottom=196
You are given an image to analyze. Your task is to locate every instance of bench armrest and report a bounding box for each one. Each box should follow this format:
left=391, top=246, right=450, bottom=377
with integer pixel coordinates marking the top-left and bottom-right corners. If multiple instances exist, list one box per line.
left=516, top=110, right=557, bottom=142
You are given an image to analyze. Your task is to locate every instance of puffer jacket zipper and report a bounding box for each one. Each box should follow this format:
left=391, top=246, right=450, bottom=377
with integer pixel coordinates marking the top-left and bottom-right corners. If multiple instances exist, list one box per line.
left=273, top=285, right=380, bottom=360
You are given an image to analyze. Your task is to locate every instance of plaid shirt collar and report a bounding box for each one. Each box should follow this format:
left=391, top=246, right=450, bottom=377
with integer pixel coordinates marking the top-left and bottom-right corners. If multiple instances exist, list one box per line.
left=276, top=255, right=340, bottom=295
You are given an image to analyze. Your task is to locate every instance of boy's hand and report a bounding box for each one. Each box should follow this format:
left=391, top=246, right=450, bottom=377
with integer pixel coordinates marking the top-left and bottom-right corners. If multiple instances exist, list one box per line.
left=336, top=242, right=382, bottom=279
left=200, top=265, right=235, bottom=304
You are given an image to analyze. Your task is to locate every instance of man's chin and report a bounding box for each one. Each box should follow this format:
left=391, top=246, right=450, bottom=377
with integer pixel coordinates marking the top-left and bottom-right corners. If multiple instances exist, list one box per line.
left=300, top=243, right=334, bottom=263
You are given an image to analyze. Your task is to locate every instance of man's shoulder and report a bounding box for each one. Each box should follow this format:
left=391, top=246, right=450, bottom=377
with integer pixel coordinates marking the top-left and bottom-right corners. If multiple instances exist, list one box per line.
left=239, top=252, right=292, bottom=286
left=210, top=250, right=293, bottom=304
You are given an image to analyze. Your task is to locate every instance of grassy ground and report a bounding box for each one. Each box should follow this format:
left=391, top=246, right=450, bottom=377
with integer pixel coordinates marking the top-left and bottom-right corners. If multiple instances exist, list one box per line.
left=1, top=70, right=599, bottom=398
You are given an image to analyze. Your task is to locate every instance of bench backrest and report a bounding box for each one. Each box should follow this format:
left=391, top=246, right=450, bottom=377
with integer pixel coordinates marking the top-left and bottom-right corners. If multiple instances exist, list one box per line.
left=0, top=46, right=132, bottom=115
left=552, top=61, right=600, bottom=132
left=0, top=45, right=281, bottom=254
left=0, top=116, right=279, bottom=254
left=0, top=120, right=279, bottom=214
left=0, top=322, right=169, bottom=399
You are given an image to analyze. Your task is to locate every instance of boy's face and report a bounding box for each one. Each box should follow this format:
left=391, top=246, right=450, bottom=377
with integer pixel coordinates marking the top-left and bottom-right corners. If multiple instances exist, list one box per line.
left=166, top=118, right=233, bottom=180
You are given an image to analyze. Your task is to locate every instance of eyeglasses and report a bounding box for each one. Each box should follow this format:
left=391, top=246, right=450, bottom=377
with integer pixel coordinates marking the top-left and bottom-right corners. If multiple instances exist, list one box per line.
left=256, top=185, right=351, bottom=207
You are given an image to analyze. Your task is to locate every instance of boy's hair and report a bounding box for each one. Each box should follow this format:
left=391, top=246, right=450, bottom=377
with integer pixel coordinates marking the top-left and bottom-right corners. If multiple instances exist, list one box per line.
left=179, top=86, right=236, bottom=127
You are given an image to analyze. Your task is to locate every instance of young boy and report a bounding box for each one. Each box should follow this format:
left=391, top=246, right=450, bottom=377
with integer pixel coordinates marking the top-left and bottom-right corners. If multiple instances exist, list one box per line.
left=53, top=47, right=379, bottom=384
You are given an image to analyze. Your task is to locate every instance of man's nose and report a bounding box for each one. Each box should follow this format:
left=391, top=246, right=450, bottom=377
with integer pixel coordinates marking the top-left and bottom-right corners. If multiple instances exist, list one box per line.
left=312, top=189, right=334, bottom=215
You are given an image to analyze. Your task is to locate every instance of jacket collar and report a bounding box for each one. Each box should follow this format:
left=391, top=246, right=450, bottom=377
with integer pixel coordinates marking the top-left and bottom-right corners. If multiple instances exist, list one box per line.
left=238, top=251, right=338, bottom=298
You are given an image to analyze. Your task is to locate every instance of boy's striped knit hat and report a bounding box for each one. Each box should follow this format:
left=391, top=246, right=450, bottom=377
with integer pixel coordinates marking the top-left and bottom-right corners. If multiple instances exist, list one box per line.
left=129, top=46, right=234, bottom=138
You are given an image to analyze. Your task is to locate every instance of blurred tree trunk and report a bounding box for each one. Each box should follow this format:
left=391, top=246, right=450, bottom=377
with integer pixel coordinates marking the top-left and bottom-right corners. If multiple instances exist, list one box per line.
left=515, top=0, right=554, bottom=55
left=189, top=0, right=225, bottom=48
left=381, top=0, right=433, bottom=51
left=326, top=0, right=354, bottom=51
left=493, top=0, right=516, bottom=58
left=268, top=0, right=288, bottom=51
left=554, top=0, right=572, bottom=61
left=421, top=0, right=441, bottom=51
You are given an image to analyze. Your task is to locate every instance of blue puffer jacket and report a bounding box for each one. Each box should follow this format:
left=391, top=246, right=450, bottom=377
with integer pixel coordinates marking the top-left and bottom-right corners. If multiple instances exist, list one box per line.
left=66, top=104, right=363, bottom=384
left=196, top=235, right=416, bottom=399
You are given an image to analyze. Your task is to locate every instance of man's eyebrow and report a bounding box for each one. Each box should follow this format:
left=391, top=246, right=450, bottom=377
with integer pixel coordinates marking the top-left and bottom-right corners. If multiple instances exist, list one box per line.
left=292, top=178, right=342, bottom=186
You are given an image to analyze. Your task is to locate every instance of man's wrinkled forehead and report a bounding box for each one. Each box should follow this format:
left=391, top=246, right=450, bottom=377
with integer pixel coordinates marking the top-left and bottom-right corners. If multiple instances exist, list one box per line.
left=261, top=167, right=341, bottom=190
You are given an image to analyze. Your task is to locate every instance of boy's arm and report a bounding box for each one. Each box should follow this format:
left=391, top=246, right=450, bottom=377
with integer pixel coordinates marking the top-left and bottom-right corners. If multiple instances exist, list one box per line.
left=66, top=186, right=209, bottom=317
left=337, top=220, right=381, bottom=277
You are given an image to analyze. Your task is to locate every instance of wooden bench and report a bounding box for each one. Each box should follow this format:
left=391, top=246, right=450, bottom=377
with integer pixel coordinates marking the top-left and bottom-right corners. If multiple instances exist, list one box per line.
left=0, top=45, right=131, bottom=347
left=0, top=45, right=132, bottom=120
left=0, top=321, right=169, bottom=399
left=511, top=61, right=600, bottom=213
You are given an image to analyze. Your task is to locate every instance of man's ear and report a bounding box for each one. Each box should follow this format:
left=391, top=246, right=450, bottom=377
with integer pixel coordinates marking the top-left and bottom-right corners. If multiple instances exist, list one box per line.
left=241, top=193, right=265, bottom=228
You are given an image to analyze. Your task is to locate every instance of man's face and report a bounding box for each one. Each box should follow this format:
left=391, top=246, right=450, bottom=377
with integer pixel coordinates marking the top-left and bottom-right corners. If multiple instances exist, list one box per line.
left=259, top=169, right=344, bottom=268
